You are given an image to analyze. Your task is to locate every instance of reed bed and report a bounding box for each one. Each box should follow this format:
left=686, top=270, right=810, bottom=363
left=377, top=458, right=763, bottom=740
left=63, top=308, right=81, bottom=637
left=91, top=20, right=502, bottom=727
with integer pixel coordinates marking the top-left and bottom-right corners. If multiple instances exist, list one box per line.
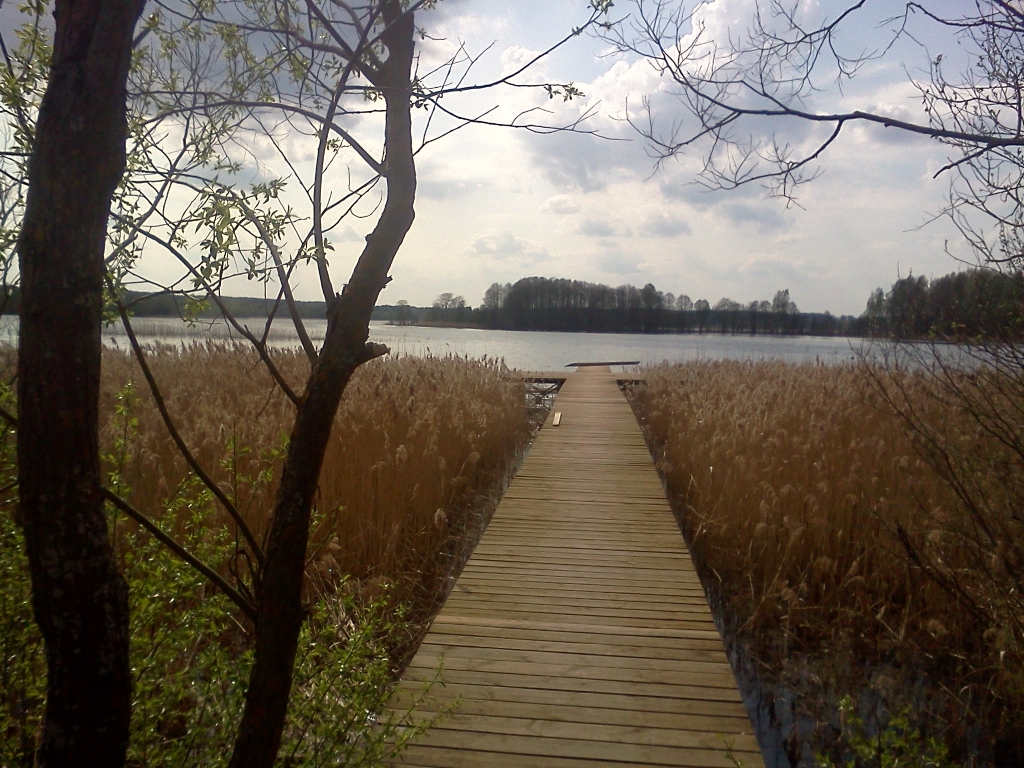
left=629, top=359, right=1022, bottom=763
left=99, top=342, right=532, bottom=618
left=2, top=343, right=533, bottom=766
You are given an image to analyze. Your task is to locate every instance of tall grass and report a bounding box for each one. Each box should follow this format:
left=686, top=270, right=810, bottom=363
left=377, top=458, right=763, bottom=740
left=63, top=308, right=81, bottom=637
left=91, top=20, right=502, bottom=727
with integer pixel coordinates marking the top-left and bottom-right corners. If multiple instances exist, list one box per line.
left=2, top=344, right=533, bottom=765
left=99, top=343, right=530, bottom=615
left=629, top=359, right=1022, bottom=762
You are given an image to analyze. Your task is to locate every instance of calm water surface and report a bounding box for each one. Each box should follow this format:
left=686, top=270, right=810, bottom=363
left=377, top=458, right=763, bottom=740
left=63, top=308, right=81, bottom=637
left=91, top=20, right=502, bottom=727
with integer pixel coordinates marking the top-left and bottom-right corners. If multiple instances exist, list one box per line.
left=0, top=315, right=871, bottom=370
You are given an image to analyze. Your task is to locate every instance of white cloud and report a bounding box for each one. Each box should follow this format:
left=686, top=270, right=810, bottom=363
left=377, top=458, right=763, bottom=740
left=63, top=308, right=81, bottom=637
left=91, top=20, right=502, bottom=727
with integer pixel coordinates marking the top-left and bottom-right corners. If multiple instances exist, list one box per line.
left=640, top=212, right=692, bottom=238
left=578, top=218, right=623, bottom=237
left=418, top=177, right=487, bottom=200
left=335, top=225, right=364, bottom=242
left=466, top=231, right=549, bottom=262
left=721, top=201, right=792, bottom=234
left=500, top=45, right=542, bottom=77
left=542, top=194, right=581, bottom=214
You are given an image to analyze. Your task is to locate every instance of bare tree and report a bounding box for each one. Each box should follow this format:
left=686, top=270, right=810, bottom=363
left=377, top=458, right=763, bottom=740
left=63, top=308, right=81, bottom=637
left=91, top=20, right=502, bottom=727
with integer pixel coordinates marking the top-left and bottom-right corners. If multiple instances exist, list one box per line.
left=433, top=291, right=465, bottom=322
left=99, top=1, right=614, bottom=764
left=606, top=0, right=1024, bottom=265
left=0, top=0, right=614, bottom=762
left=15, top=1, right=145, bottom=766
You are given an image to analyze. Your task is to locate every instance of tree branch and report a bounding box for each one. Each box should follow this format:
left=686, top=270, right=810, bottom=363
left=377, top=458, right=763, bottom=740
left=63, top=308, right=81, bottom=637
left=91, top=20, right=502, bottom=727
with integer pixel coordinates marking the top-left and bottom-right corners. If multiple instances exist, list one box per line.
left=103, top=488, right=257, bottom=621
left=110, top=289, right=266, bottom=567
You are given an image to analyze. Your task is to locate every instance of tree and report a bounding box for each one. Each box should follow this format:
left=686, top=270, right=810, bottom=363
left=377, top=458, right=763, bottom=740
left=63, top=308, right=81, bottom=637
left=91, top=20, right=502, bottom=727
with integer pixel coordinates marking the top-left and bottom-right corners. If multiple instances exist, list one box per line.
left=0, top=0, right=614, bottom=763
left=772, top=289, right=797, bottom=315
left=432, top=290, right=464, bottom=321
left=105, top=2, right=612, bottom=764
left=640, top=282, right=662, bottom=331
left=865, top=287, right=888, bottom=334
left=396, top=299, right=412, bottom=326
left=433, top=291, right=465, bottom=323
left=482, top=281, right=511, bottom=311
left=607, top=0, right=1024, bottom=263
left=693, top=298, right=711, bottom=332
left=14, top=2, right=145, bottom=765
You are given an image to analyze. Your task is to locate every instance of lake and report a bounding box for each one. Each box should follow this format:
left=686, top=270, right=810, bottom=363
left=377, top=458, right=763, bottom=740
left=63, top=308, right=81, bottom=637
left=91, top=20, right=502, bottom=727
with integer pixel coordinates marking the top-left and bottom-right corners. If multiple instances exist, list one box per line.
left=0, top=315, right=873, bottom=370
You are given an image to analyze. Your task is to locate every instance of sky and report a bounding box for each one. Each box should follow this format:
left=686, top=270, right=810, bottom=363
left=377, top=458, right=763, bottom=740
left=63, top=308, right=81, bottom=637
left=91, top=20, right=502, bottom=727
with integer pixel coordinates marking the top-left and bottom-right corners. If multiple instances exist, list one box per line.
left=355, top=0, right=969, bottom=316
left=2, top=0, right=977, bottom=316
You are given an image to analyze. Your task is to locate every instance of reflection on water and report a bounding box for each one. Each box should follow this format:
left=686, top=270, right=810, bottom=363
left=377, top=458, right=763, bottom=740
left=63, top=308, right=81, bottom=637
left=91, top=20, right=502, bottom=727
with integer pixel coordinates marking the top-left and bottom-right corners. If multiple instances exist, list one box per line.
left=0, top=315, right=871, bottom=370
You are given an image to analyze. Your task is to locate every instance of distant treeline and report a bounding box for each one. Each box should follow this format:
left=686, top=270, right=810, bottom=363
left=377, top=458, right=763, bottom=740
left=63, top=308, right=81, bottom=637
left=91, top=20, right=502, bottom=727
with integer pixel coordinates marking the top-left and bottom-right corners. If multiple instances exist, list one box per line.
left=0, top=288, right=330, bottom=320
left=0, top=287, right=424, bottom=325
left=2, top=268, right=1021, bottom=340
left=468, top=277, right=858, bottom=336
left=863, top=269, right=1024, bottom=339
left=120, top=291, right=330, bottom=319
left=459, top=270, right=1024, bottom=339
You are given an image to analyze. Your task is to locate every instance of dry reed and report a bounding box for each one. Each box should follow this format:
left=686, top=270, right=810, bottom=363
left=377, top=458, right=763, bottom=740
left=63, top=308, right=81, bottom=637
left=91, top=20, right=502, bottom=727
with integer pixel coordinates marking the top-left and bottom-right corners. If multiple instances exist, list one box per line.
left=2, top=342, right=533, bottom=764
left=99, top=342, right=532, bottom=626
left=630, top=359, right=1022, bottom=761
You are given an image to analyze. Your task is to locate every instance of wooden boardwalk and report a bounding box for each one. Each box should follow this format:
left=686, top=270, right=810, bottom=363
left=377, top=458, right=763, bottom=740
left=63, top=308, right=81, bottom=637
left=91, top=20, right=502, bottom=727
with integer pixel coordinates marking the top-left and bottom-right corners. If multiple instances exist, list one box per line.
left=391, top=367, right=762, bottom=767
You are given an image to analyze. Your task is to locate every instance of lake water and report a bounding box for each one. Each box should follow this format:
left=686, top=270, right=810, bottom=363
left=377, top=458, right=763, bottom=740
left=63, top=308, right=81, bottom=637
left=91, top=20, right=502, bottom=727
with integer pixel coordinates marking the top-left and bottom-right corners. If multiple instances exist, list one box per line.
left=0, top=315, right=872, bottom=370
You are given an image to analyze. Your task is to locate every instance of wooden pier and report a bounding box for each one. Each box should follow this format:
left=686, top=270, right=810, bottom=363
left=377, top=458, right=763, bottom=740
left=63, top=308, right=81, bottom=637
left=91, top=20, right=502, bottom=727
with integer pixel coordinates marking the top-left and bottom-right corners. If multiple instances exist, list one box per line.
left=391, top=367, right=762, bottom=767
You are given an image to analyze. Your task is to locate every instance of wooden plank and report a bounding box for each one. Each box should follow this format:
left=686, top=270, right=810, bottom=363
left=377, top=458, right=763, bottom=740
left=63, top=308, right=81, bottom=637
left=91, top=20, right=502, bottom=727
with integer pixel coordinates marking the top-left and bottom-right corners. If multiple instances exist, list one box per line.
left=430, top=615, right=724, bottom=640
left=446, top=586, right=711, bottom=605
left=417, top=636, right=729, bottom=661
left=424, top=620, right=726, bottom=649
left=409, top=649, right=737, bottom=679
left=389, top=367, right=762, bottom=767
left=391, top=681, right=749, bottom=718
left=438, top=607, right=719, bottom=629
left=399, top=666, right=742, bottom=702
left=392, top=696, right=753, bottom=734
left=403, top=713, right=762, bottom=752
left=396, top=732, right=749, bottom=768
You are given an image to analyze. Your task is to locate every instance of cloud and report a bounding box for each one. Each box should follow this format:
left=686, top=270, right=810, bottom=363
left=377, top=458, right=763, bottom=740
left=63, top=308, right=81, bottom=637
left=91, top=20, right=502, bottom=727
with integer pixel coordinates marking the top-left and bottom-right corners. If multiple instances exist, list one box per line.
left=417, top=178, right=486, bottom=200
left=722, top=201, right=791, bottom=234
left=737, top=256, right=817, bottom=285
left=594, top=250, right=642, bottom=276
left=531, top=133, right=612, bottom=192
left=659, top=179, right=717, bottom=208
left=542, top=194, right=581, bottom=214
left=641, top=212, right=692, bottom=237
left=657, top=177, right=790, bottom=234
left=500, top=45, right=542, bottom=77
left=335, top=224, right=364, bottom=242
left=578, top=218, right=620, bottom=237
left=466, top=231, right=549, bottom=261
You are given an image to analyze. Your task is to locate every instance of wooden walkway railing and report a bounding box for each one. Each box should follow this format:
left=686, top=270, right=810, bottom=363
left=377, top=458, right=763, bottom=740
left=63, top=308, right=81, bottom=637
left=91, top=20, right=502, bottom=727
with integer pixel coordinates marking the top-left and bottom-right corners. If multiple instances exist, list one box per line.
left=391, top=367, right=762, bottom=767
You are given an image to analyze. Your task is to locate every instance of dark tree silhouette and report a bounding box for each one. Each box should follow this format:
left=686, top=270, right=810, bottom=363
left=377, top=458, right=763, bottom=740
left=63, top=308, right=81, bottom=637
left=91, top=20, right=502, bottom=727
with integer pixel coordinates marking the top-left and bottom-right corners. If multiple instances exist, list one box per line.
left=15, top=1, right=145, bottom=765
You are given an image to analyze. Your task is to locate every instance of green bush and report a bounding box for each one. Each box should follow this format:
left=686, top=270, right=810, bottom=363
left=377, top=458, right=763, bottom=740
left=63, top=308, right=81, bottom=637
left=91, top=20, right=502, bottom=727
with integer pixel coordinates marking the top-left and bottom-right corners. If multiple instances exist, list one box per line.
left=0, top=496, right=45, bottom=767
left=815, top=696, right=952, bottom=768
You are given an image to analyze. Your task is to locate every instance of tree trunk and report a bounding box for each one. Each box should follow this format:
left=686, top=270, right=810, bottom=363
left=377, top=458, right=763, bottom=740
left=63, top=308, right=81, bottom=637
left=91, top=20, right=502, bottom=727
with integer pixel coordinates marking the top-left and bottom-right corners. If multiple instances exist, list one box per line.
left=16, top=2, right=144, bottom=765
left=227, top=4, right=417, bottom=766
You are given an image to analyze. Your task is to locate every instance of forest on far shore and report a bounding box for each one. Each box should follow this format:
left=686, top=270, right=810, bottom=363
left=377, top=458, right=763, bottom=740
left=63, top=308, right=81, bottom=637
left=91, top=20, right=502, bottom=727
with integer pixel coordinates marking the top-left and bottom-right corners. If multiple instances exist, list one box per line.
left=1, top=267, right=1017, bottom=340
left=379, top=269, right=1024, bottom=339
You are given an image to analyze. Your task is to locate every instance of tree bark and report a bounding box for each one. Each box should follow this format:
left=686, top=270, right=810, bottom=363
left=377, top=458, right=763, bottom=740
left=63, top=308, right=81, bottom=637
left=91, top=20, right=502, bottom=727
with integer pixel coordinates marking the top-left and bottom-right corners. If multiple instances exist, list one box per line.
left=227, top=4, right=417, bottom=766
left=16, top=1, right=144, bottom=765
